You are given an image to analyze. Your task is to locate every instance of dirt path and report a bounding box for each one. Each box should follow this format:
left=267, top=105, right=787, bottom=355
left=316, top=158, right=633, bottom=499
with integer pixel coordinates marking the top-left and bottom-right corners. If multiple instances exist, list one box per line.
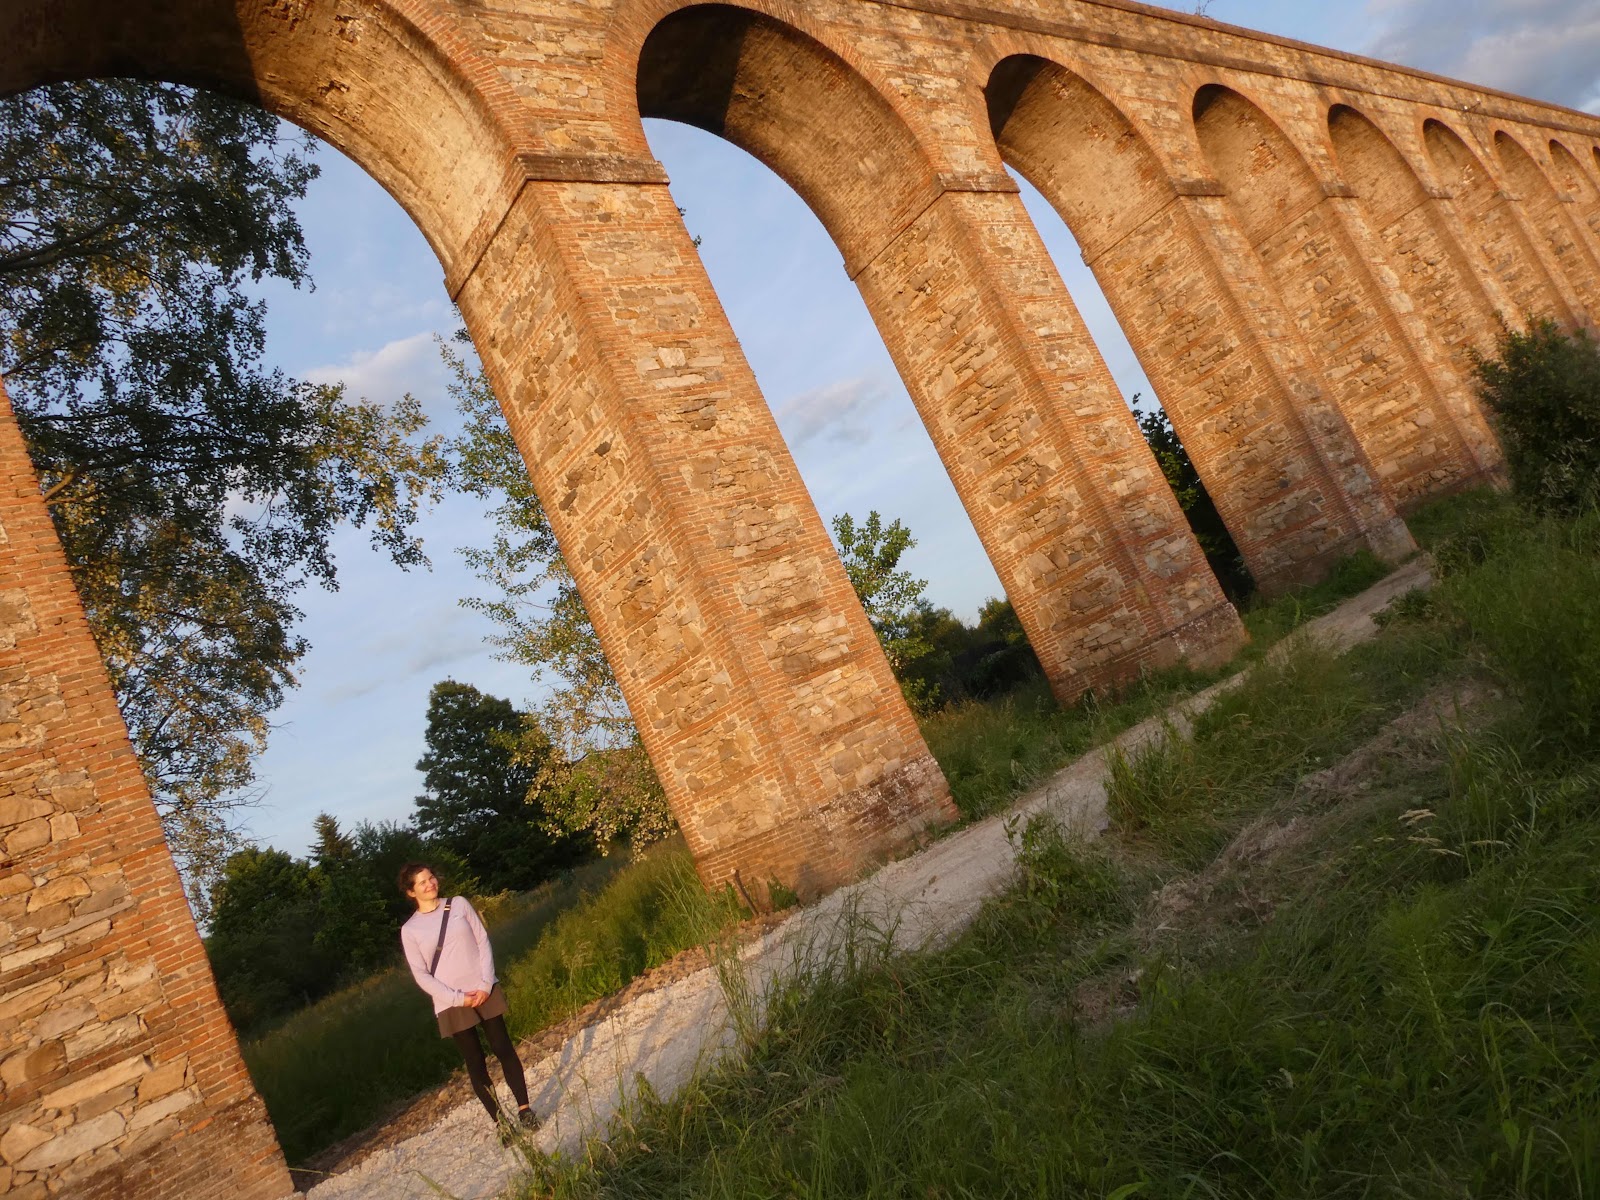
left=301, top=560, right=1432, bottom=1200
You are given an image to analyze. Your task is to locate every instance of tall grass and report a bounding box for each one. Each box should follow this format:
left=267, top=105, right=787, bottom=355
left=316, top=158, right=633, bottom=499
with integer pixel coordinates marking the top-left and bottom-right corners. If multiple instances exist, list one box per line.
left=1436, top=510, right=1600, bottom=752
left=921, top=674, right=1197, bottom=822
left=246, top=842, right=734, bottom=1164
left=922, top=549, right=1394, bottom=824
left=510, top=497, right=1600, bottom=1200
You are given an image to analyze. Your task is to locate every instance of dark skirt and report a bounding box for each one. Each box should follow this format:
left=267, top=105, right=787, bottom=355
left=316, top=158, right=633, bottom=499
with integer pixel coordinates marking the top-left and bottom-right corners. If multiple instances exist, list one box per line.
left=436, top=982, right=509, bottom=1038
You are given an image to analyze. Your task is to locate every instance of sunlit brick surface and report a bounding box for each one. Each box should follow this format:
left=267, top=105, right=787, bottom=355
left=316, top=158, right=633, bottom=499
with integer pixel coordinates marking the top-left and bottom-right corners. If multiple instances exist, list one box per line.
left=2, top=1, right=1599, bottom=1192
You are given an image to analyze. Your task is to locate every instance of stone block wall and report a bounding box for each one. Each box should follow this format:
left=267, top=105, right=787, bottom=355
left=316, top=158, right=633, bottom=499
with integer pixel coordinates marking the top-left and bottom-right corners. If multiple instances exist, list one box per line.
left=0, top=381, right=289, bottom=1199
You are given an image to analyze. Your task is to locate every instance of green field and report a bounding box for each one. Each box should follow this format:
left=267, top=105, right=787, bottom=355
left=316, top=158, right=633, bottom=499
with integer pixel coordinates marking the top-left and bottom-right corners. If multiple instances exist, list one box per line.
left=512, top=492, right=1600, bottom=1199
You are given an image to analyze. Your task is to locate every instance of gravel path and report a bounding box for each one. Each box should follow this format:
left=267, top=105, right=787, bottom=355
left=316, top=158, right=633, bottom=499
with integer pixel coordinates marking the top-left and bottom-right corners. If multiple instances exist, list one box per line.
left=304, top=560, right=1431, bottom=1200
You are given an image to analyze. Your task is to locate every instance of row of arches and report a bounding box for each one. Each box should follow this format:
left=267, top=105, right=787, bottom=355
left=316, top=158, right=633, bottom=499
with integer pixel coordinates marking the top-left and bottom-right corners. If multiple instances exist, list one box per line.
left=8, top=0, right=1600, bottom=912
left=7, top=4, right=1600, bottom=1193
left=9, top=0, right=1600, bottom=916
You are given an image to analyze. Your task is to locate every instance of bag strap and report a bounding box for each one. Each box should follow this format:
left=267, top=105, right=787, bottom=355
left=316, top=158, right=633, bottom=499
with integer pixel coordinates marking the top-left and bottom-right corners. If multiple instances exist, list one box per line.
left=428, top=898, right=453, bottom=976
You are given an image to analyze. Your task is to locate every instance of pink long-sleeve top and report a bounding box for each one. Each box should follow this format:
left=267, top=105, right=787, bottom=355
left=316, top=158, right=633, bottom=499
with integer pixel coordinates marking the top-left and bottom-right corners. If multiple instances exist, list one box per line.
left=400, top=896, right=498, bottom=1014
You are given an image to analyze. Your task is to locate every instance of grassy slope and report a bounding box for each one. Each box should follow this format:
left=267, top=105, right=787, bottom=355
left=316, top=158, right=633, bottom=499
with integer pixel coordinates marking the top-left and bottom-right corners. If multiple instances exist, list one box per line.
left=245, top=512, right=1396, bottom=1169
left=246, top=843, right=738, bottom=1164
left=515, top=493, right=1600, bottom=1199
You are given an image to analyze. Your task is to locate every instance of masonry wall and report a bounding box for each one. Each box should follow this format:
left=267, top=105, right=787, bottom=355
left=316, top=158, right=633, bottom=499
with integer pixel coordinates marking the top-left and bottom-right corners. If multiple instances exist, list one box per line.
left=3, top=0, right=1600, bottom=1194
left=0, top=380, right=289, bottom=1199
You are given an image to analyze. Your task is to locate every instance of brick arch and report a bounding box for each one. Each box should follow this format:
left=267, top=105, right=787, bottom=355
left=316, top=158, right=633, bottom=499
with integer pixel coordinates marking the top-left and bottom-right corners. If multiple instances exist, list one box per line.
left=1494, top=129, right=1600, bottom=322
left=632, top=5, right=1248, bottom=700
left=1425, top=118, right=1579, bottom=327
left=634, top=3, right=941, bottom=274
left=1548, top=139, right=1600, bottom=260
left=981, top=55, right=1412, bottom=592
left=609, top=0, right=963, bottom=172
left=0, top=0, right=534, bottom=289
left=1325, top=104, right=1503, bottom=465
left=1192, top=84, right=1326, bottom=245
left=1190, top=84, right=1496, bottom=508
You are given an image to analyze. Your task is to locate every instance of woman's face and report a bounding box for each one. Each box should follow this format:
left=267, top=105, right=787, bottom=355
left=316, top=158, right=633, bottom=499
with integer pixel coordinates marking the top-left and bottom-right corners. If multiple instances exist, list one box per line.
left=407, top=869, right=440, bottom=903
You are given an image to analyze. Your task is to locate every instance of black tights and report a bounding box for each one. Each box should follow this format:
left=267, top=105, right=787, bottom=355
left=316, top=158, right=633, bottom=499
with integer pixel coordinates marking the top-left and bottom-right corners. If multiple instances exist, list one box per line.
left=452, top=1015, right=529, bottom=1121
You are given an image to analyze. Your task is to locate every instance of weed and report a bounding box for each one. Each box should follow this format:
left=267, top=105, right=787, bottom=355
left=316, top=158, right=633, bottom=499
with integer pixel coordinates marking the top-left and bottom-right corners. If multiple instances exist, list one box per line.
left=1437, top=510, right=1600, bottom=752
left=1005, top=812, right=1131, bottom=932
left=501, top=503, right=1600, bottom=1200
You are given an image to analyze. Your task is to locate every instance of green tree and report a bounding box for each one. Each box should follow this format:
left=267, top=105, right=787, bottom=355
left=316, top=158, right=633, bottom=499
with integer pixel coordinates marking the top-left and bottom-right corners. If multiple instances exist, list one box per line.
left=1473, top=317, right=1600, bottom=514
left=205, top=847, right=325, bottom=1029
left=831, top=510, right=942, bottom=710
left=0, top=80, right=447, bottom=904
left=414, top=679, right=585, bottom=890
left=442, top=336, right=674, bottom=851
left=300, top=811, right=390, bottom=977
left=310, top=812, right=356, bottom=867
left=1135, top=404, right=1252, bottom=602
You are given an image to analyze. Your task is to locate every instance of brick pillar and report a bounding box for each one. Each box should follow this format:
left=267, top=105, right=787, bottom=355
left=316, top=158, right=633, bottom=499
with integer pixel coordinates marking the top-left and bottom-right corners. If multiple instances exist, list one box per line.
left=1495, top=132, right=1600, bottom=324
left=1193, top=89, right=1496, bottom=510
left=1323, top=107, right=1505, bottom=486
left=0, top=380, right=290, bottom=1200
left=1547, top=139, right=1600, bottom=263
left=1425, top=121, right=1586, bottom=330
left=849, top=180, right=1246, bottom=702
left=451, top=176, right=956, bottom=903
left=994, top=67, right=1413, bottom=596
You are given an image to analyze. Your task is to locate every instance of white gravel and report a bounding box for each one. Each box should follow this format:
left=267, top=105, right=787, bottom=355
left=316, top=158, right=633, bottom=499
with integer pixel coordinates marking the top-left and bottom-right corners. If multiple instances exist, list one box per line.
left=303, top=559, right=1431, bottom=1200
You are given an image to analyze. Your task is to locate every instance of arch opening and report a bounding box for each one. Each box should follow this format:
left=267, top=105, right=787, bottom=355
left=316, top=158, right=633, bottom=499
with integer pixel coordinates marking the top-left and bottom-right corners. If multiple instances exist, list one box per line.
left=1325, top=104, right=1504, bottom=470
left=1425, top=118, right=1575, bottom=327
left=1549, top=138, right=1600, bottom=250
left=638, top=4, right=1014, bottom=689
left=0, top=48, right=510, bottom=1192
left=1495, top=129, right=1600, bottom=322
left=1192, top=85, right=1492, bottom=509
left=985, top=55, right=1413, bottom=594
left=0, top=0, right=521, bottom=293
left=638, top=4, right=939, bottom=276
left=983, top=58, right=1250, bottom=601
left=640, top=10, right=1246, bottom=700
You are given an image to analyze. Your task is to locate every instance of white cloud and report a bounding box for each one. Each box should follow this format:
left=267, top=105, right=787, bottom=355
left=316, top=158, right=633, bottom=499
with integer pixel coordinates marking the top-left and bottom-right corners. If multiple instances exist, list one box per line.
left=1366, top=0, right=1600, bottom=112
left=773, top=375, right=895, bottom=448
left=304, top=331, right=453, bottom=417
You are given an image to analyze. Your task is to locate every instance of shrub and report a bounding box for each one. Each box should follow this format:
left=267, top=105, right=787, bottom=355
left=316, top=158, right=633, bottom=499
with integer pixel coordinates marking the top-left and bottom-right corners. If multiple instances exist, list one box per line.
left=1438, top=512, right=1600, bottom=753
left=1473, top=318, right=1600, bottom=514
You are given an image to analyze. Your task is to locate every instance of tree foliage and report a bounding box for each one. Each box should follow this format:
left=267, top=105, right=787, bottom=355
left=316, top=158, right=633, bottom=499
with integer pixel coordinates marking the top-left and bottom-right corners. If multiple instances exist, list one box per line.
left=831, top=510, right=943, bottom=711
left=1135, top=403, right=1252, bottom=602
left=0, top=80, right=447, bottom=904
left=1473, top=317, right=1600, bottom=515
left=442, top=337, right=675, bottom=851
left=414, top=679, right=587, bottom=890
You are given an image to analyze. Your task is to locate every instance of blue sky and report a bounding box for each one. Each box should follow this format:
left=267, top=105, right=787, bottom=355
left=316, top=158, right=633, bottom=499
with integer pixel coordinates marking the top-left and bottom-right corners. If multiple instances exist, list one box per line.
left=240, top=0, right=1600, bottom=855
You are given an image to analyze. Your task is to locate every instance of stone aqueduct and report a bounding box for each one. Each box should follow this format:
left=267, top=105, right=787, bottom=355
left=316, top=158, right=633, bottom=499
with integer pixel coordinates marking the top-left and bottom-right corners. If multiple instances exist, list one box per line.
left=3, top=0, right=1600, bottom=1193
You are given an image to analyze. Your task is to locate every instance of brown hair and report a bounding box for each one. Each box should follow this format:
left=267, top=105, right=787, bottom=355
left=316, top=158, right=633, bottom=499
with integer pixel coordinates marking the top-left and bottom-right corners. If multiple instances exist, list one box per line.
left=396, top=861, right=436, bottom=896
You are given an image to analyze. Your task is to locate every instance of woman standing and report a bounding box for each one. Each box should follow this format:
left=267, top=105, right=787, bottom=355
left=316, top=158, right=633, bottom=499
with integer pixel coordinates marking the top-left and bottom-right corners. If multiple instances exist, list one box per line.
left=398, top=862, right=539, bottom=1138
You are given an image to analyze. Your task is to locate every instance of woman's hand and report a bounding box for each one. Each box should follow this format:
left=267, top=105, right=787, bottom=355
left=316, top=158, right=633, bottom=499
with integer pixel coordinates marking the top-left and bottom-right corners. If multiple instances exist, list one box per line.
left=465, top=989, right=489, bottom=1007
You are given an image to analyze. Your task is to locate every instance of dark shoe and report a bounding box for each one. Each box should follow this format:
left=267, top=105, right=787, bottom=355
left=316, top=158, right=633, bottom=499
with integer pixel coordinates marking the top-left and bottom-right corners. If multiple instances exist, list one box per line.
left=496, top=1121, right=515, bottom=1147
left=517, top=1107, right=540, bottom=1133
